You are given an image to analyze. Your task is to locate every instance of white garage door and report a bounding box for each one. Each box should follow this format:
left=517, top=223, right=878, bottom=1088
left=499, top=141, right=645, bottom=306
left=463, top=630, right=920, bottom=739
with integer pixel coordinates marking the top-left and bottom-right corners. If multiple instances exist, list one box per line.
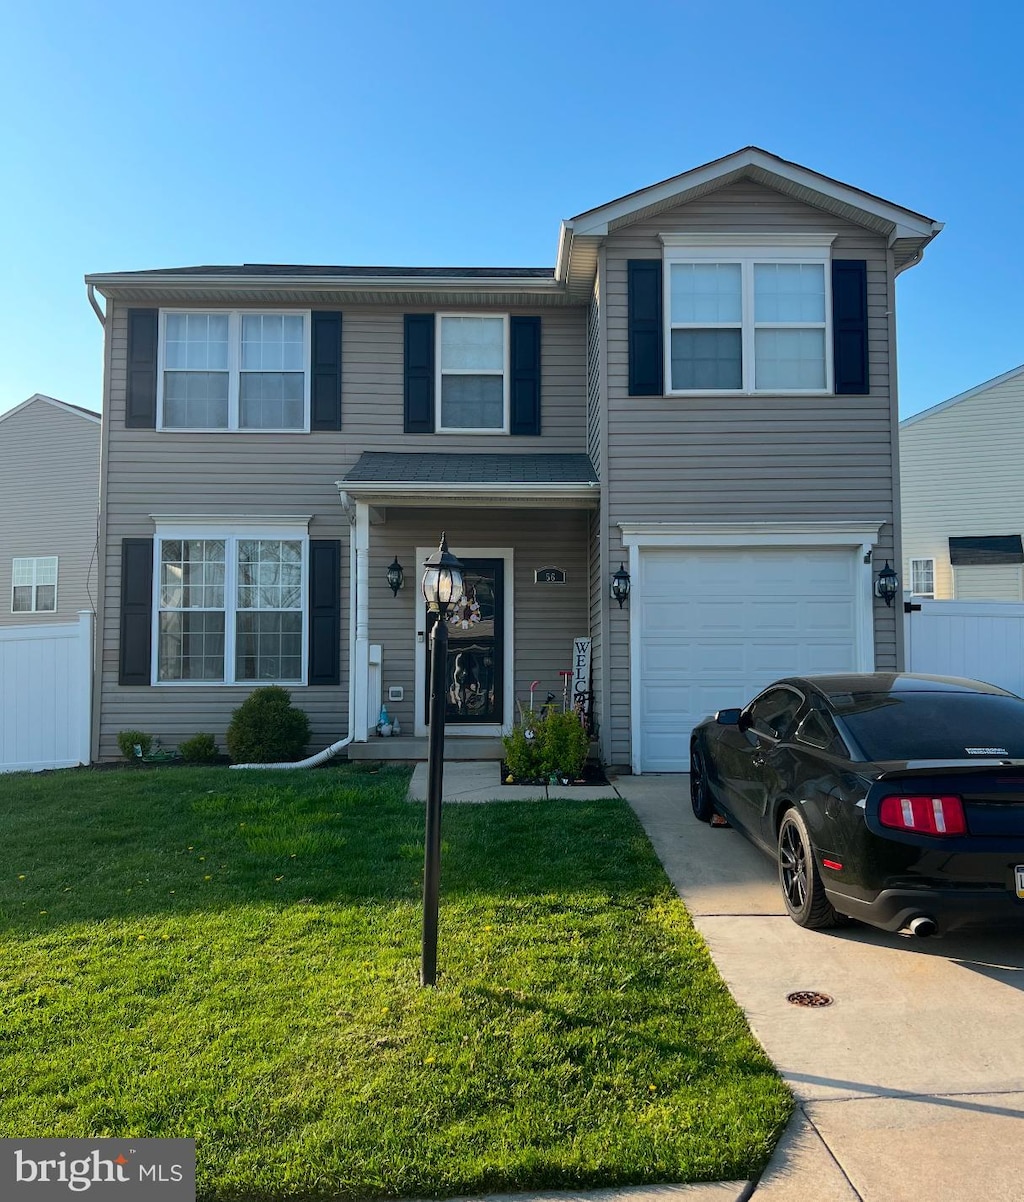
left=637, top=547, right=861, bottom=772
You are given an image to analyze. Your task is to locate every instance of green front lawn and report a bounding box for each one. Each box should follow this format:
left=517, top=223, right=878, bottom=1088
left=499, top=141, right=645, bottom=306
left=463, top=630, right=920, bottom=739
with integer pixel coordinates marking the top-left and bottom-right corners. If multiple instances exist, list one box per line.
left=0, top=764, right=790, bottom=1200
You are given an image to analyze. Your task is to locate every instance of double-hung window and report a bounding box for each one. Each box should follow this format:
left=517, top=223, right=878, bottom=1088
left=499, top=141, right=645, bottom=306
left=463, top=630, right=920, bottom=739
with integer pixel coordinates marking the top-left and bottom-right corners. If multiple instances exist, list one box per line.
left=910, top=558, right=935, bottom=598
left=663, top=236, right=834, bottom=394
left=437, top=314, right=509, bottom=432
left=11, top=557, right=57, bottom=613
left=158, top=310, right=311, bottom=431
left=155, top=525, right=307, bottom=684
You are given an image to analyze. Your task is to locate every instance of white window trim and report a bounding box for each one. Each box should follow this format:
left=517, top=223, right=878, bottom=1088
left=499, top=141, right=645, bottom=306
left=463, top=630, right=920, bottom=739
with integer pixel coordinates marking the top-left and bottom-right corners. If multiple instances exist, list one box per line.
left=435, top=313, right=510, bottom=435
left=909, top=557, right=936, bottom=598
left=660, top=236, right=836, bottom=397
left=11, top=556, right=58, bottom=614
left=151, top=521, right=310, bottom=687
left=156, top=309, right=312, bottom=433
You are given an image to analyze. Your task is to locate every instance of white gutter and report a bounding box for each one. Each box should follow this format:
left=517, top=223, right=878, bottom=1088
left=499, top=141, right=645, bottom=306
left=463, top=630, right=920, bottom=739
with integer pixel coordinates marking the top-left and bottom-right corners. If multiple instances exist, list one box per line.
left=87, top=283, right=106, bottom=327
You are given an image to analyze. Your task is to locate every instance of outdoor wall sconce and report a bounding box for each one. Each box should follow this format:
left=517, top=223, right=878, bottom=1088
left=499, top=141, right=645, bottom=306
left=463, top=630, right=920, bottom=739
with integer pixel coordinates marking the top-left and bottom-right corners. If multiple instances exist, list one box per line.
left=386, top=556, right=404, bottom=596
left=874, top=560, right=899, bottom=607
left=611, top=562, right=631, bottom=608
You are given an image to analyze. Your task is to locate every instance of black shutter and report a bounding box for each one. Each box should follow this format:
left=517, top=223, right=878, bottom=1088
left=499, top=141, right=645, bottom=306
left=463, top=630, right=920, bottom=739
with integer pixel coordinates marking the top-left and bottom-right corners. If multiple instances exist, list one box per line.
left=510, top=316, right=541, bottom=435
left=628, top=260, right=664, bottom=396
left=311, top=312, right=343, bottom=430
left=832, top=260, right=869, bottom=395
left=126, top=309, right=158, bottom=428
left=404, top=314, right=435, bottom=433
left=119, top=538, right=153, bottom=685
left=308, top=539, right=341, bottom=686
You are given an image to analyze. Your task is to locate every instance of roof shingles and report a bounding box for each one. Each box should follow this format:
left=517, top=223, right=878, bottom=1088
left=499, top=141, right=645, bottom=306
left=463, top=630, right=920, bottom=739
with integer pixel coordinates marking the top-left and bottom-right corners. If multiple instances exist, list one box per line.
left=343, top=452, right=597, bottom=486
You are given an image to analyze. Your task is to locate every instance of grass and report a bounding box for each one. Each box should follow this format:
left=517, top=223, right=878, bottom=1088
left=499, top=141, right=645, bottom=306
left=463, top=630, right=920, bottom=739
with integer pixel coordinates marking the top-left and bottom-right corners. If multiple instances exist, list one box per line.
left=0, top=763, right=791, bottom=1200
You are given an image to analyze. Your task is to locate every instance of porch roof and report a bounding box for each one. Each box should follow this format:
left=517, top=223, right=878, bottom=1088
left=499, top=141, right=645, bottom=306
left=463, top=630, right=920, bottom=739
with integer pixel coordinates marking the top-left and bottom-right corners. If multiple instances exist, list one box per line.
left=338, top=452, right=599, bottom=508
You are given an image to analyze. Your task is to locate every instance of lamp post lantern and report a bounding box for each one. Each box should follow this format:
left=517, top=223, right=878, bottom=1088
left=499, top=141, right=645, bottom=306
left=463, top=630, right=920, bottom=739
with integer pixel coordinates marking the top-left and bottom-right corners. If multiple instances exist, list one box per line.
left=419, top=532, right=465, bottom=987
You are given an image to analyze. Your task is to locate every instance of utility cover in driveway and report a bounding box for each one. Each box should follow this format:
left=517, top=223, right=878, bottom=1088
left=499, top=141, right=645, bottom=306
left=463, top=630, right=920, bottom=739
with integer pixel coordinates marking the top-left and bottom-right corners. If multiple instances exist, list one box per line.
left=637, top=547, right=860, bottom=771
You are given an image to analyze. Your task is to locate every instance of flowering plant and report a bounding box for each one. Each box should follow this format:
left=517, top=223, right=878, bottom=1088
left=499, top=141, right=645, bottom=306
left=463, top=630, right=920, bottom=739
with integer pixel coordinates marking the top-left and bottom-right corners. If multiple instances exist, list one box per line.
left=448, top=592, right=482, bottom=630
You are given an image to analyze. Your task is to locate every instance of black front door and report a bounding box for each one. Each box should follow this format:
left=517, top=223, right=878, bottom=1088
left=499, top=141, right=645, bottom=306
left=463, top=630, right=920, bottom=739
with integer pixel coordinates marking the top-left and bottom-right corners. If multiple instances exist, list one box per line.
left=425, top=559, right=504, bottom=725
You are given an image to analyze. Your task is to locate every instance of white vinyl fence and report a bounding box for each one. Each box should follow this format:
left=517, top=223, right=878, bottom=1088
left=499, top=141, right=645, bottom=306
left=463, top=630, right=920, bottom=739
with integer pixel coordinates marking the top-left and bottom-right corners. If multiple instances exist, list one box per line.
left=0, top=611, right=93, bottom=773
left=904, top=600, right=1024, bottom=698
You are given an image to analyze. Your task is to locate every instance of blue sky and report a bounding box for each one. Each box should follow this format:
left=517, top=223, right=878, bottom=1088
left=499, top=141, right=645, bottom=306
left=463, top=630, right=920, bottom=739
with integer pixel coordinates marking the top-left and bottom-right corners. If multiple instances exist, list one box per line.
left=1, top=0, right=1021, bottom=418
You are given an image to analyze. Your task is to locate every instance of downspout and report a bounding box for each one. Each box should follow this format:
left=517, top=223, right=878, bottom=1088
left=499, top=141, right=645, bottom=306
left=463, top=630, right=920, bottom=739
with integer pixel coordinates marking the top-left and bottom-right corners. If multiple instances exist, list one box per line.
left=231, top=498, right=359, bottom=770
left=87, top=283, right=106, bottom=327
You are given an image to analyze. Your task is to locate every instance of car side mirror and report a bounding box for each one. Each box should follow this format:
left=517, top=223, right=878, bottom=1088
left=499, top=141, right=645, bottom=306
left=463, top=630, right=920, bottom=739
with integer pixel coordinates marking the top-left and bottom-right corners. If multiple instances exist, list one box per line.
left=715, top=708, right=743, bottom=726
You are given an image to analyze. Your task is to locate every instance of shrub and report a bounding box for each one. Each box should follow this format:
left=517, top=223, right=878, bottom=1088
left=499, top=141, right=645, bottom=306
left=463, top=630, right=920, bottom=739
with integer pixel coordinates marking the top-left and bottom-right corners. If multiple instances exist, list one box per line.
left=226, top=687, right=310, bottom=764
left=117, top=730, right=152, bottom=760
left=538, top=710, right=590, bottom=781
left=178, top=732, right=219, bottom=763
left=503, top=708, right=589, bottom=782
left=503, top=716, right=543, bottom=781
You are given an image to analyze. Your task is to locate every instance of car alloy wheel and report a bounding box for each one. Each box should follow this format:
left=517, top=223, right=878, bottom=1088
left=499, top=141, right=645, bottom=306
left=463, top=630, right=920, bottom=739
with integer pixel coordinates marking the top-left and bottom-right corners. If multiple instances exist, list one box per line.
left=690, top=744, right=714, bottom=822
left=777, top=808, right=842, bottom=929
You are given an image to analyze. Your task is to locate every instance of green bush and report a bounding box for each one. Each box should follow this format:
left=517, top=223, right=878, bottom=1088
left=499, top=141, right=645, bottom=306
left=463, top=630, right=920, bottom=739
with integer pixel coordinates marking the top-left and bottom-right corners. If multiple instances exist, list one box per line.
left=502, top=716, right=543, bottom=781
left=539, top=710, right=590, bottom=781
left=178, top=732, right=220, bottom=763
left=503, top=708, right=589, bottom=782
left=117, top=730, right=152, bottom=760
left=226, top=687, right=310, bottom=764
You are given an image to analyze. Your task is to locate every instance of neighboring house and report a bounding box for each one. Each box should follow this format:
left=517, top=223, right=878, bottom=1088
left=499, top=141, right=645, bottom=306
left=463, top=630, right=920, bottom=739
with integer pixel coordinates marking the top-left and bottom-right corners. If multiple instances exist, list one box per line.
left=85, top=147, right=940, bottom=772
left=901, top=364, right=1024, bottom=601
left=0, top=394, right=101, bottom=626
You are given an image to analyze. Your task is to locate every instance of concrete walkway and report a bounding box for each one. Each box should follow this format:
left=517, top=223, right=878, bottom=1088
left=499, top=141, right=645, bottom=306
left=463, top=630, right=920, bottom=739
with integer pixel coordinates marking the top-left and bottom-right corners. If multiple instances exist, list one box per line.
left=405, top=763, right=1024, bottom=1201
left=407, top=759, right=621, bottom=802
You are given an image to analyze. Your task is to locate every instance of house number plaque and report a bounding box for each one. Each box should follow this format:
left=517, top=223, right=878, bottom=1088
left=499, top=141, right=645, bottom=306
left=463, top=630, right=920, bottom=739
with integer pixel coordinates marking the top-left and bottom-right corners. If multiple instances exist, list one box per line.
left=535, top=567, right=566, bottom=584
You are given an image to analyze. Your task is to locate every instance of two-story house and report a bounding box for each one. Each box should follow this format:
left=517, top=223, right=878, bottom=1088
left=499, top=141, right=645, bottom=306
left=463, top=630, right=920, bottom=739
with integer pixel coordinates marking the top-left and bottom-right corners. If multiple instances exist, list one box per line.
left=0, top=394, right=101, bottom=627
left=85, top=147, right=941, bottom=772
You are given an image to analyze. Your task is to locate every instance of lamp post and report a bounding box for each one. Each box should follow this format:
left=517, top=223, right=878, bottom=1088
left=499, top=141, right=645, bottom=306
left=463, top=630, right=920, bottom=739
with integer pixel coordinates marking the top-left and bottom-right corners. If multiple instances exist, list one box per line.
left=419, top=532, right=465, bottom=987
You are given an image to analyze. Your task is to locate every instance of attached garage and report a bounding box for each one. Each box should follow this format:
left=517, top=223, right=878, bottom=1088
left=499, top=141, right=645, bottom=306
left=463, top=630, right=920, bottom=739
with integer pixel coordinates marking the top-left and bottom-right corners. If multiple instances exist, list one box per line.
left=620, top=525, right=881, bottom=772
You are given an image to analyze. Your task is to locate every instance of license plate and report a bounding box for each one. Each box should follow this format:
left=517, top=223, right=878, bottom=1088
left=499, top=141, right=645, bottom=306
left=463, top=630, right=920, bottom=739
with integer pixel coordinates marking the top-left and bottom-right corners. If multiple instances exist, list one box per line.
left=1016, top=865, right=1024, bottom=899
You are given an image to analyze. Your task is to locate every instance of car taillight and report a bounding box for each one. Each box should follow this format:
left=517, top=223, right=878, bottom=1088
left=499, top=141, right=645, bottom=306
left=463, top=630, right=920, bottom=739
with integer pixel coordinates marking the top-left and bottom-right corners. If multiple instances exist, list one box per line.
left=878, top=794, right=966, bottom=836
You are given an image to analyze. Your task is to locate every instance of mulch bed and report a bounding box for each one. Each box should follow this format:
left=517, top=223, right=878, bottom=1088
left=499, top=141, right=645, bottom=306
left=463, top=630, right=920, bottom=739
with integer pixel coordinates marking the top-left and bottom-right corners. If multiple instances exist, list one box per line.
left=500, top=760, right=610, bottom=787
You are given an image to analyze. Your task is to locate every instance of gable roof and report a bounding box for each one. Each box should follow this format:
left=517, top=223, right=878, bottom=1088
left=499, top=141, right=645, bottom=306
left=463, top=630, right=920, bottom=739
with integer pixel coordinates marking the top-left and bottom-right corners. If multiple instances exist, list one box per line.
left=900, top=363, right=1024, bottom=430
left=556, top=146, right=943, bottom=299
left=0, top=393, right=101, bottom=426
left=86, top=147, right=942, bottom=309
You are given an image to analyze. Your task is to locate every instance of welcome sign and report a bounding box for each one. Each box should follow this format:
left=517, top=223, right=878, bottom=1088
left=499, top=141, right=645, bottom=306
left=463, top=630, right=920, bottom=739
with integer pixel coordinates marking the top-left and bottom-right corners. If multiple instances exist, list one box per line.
left=571, top=637, right=592, bottom=718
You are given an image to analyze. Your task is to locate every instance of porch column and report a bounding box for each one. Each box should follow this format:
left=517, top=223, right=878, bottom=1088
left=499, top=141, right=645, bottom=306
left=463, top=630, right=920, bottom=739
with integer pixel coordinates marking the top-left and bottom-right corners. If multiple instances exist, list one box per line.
left=353, top=500, right=371, bottom=741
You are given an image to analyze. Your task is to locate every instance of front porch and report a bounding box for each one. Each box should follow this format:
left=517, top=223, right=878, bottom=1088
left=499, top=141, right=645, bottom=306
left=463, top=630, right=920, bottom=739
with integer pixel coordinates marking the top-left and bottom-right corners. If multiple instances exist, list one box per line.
left=348, top=735, right=506, bottom=761
left=338, top=451, right=600, bottom=756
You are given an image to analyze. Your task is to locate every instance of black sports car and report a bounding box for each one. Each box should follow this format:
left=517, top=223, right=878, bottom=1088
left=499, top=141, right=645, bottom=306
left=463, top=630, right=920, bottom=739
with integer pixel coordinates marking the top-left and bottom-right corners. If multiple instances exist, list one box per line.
left=689, top=673, right=1024, bottom=936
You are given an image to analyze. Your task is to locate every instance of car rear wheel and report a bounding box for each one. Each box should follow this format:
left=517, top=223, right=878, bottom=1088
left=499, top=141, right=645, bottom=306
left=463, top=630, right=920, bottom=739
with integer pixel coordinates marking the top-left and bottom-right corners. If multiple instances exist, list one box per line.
left=690, top=743, right=714, bottom=822
left=777, top=808, right=842, bottom=929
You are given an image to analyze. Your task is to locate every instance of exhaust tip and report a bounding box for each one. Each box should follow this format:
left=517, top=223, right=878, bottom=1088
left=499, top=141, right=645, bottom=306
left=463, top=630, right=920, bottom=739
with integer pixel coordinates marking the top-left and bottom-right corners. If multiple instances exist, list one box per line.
left=908, top=915, right=938, bottom=938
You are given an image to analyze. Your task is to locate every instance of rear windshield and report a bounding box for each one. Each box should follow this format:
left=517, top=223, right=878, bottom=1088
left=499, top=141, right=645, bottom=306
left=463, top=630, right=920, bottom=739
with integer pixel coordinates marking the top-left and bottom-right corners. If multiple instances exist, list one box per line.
left=831, top=691, right=1024, bottom=761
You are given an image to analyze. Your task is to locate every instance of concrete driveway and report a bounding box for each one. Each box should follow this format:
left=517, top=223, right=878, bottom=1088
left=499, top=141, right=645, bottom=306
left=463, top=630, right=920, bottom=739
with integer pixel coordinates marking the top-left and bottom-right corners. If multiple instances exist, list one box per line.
left=622, top=775, right=1024, bottom=1202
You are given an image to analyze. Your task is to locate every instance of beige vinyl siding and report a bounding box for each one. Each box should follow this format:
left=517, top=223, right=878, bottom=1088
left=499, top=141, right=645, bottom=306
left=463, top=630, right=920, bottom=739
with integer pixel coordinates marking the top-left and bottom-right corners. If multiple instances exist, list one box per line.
left=95, top=303, right=588, bottom=758
left=0, top=401, right=100, bottom=627
left=901, top=370, right=1024, bottom=600
left=954, top=565, right=1023, bottom=601
left=586, top=289, right=601, bottom=473
left=587, top=508, right=602, bottom=732
left=601, top=179, right=898, bottom=766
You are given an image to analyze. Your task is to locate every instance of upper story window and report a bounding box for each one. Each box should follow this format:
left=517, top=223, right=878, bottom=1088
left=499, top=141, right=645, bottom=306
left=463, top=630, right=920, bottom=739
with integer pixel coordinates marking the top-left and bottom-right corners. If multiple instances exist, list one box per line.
left=437, top=314, right=509, bottom=432
left=11, top=556, right=58, bottom=613
left=158, top=310, right=311, bottom=431
left=662, top=237, right=833, bottom=395
left=910, top=558, right=935, bottom=598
